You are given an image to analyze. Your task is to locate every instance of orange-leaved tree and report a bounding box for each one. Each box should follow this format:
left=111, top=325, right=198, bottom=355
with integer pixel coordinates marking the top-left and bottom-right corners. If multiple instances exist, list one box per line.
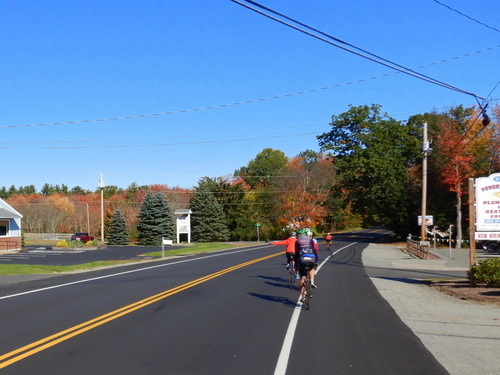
left=272, top=153, right=335, bottom=230
left=434, top=108, right=495, bottom=248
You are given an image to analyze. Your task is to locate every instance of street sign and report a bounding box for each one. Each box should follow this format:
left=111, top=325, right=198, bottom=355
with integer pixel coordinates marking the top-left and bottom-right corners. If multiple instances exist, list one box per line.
left=418, top=215, right=433, bottom=226
left=254, top=223, right=261, bottom=227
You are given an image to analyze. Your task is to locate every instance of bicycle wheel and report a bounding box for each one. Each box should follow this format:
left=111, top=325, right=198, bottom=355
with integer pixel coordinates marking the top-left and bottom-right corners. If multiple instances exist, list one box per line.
left=289, top=260, right=296, bottom=284
left=302, top=273, right=311, bottom=310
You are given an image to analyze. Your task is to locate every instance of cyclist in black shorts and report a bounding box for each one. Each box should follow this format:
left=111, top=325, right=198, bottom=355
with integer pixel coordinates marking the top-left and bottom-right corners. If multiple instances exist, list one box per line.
left=295, top=229, right=318, bottom=300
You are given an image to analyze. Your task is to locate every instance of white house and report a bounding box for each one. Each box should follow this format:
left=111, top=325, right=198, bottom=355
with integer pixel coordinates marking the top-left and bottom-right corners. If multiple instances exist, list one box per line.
left=0, top=198, right=23, bottom=251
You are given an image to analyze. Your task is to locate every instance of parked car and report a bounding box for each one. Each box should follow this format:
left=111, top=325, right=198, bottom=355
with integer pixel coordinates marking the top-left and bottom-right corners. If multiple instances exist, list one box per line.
left=481, top=240, right=500, bottom=254
left=70, top=232, right=94, bottom=243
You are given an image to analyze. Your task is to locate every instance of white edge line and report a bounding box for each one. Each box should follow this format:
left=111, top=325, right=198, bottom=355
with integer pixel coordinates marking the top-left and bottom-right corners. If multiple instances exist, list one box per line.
left=274, top=241, right=359, bottom=375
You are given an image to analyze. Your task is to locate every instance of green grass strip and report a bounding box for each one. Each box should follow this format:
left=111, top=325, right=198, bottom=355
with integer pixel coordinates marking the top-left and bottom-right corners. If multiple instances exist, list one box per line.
left=144, top=242, right=236, bottom=257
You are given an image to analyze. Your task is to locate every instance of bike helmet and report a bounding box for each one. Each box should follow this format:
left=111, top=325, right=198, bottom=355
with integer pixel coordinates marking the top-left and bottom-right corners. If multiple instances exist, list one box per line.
left=290, top=232, right=296, bottom=237
left=297, top=229, right=307, bottom=234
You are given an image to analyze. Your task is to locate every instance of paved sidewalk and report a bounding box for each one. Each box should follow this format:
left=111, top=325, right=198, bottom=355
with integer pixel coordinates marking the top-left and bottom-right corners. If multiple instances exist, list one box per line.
left=363, top=243, right=500, bottom=375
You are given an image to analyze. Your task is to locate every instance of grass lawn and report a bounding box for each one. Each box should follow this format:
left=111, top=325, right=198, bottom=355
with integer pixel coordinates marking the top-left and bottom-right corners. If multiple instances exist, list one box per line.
left=143, top=242, right=236, bottom=257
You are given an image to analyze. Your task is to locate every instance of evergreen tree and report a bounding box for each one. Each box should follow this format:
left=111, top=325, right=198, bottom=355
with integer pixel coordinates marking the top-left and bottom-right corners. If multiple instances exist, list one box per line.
left=155, top=192, right=176, bottom=241
left=0, top=186, right=7, bottom=199
left=190, top=178, right=230, bottom=242
left=137, top=190, right=175, bottom=246
left=107, top=207, right=129, bottom=245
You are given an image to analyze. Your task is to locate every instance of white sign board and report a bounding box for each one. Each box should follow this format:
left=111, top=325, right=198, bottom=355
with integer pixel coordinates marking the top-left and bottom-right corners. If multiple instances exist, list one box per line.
left=475, top=232, right=500, bottom=240
left=175, top=209, right=192, bottom=244
left=475, top=173, right=500, bottom=232
left=177, top=215, right=190, bottom=233
left=418, top=215, right=433, bottom=226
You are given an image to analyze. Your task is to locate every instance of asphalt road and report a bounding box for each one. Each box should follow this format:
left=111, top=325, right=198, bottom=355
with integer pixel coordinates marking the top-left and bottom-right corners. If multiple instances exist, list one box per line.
left=0, top=230, right=448, bottom=374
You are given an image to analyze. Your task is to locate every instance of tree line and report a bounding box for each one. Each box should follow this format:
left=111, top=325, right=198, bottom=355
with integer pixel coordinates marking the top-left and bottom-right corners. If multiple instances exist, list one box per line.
left=4, top=103, right=499, bottom=246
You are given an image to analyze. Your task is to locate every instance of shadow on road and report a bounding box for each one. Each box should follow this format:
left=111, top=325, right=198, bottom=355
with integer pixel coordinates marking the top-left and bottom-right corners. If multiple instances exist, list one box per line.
left=247, top=292, right=298, bottom=308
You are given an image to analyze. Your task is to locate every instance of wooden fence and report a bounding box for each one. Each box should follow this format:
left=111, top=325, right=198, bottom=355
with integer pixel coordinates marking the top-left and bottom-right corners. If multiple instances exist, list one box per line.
left=406, top=238, right=430, bottom=259
left=24, top=233, right=72, bottom=241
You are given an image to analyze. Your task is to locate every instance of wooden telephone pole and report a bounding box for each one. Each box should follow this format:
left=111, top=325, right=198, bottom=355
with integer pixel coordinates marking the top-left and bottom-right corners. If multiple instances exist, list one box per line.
left=420, top=122, right=431, bottom=248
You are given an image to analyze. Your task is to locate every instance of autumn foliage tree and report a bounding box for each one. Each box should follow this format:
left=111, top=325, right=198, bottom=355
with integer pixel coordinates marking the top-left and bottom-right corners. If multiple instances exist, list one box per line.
left=434, top=107, right=499, bottom=248
left=271, top=152, right=334, bottom=230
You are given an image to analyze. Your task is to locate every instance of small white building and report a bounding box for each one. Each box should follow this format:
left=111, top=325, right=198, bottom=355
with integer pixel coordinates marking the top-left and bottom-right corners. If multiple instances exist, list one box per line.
left=174, top=209, right=192, bottom=244
left=0, top=198, right=23, bottom=251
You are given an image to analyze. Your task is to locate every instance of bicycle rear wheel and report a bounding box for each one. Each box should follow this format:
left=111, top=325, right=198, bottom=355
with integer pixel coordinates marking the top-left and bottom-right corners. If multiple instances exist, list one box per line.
left=302, top=273, right=312, bottom=310
left=289, top=260, right=296, bottom=284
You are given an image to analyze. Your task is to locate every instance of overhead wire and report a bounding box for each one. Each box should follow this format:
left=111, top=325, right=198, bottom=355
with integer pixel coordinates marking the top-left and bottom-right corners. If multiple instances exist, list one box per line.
left=229, top=0, right=499, bottom=159
left=230, top=0, right=485, bottom=101
left=0, top=132, right=320, bottom=149
left=447, top=81, right=499, bottom=154
left=1, top=43, right=498, bottom=130
left=433, top=0, right=500, bottom=33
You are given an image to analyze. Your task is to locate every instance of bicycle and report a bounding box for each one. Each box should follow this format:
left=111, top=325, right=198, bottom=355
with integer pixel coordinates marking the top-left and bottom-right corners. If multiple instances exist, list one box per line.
left=287, top=259, right=297, bottom=285
left=326, top=240, right=332, bottom=254
left=301, top=267, right=313, bottom=310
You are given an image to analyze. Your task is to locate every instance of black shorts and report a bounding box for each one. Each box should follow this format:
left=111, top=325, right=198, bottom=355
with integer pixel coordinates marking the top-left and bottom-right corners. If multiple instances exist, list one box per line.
left=286, top=253, right=295, bottom=263
left=298, top=259, right=316, bottom=277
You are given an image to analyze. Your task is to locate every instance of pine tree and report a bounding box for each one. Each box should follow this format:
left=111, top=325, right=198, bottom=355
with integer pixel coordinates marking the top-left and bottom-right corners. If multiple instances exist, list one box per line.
left=137, top=190, right=175, bottom=246
left=155, top=192, right=175, bottom=241
left=107, top=207, right=129, bottom=245
left=190, top=178, right=230, bottom=242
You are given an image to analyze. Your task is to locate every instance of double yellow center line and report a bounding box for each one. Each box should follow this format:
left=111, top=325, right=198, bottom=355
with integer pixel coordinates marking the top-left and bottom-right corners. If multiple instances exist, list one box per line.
left=0, top=251, right=281, bottom=369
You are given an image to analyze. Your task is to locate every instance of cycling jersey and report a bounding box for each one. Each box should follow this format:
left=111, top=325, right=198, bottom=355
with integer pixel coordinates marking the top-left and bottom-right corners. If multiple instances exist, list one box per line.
left=295, top=235, right=318, bottom=263
left=269, top=237, right=296, bottom=253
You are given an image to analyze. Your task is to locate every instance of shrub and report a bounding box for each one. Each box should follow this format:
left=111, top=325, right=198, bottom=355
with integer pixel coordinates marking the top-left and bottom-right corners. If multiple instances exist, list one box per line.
left=68, top=240, right=84, bottom=248
left=468, top=258, right=500, bottom=287
left=85, top=240, right=103, bottom=247
left=56, top=240, right=69, bottom=247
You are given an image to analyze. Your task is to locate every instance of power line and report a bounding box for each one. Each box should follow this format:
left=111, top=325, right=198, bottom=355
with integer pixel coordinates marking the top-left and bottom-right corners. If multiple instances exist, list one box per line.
left=230, top=0, right=485, bottom=101
left=0, top=132, right=319, bottom=150
left=450, top=81, right=500, bottom=153
left=433, top=0, right=500, bottom=33
left=0, top=122, right=328, bottom=145
left=1, top=43, right=497, bottom=129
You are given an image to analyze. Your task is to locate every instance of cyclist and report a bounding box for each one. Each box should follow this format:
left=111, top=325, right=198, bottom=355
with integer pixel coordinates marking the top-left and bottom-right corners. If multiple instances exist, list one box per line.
left=325, top=233, right=332, bottom=247
left=307, top=229, right=319, bottom=252
left=269, top=232, right=297, bottom=274
left=295, top=229, right=318, bottom=301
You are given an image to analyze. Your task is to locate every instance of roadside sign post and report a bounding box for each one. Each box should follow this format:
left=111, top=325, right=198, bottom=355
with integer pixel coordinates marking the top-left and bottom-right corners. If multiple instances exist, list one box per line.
left=255, top=223, right=261, bottom=242
left=448, top=224, right=453, bottom=259
left=162, top=237, right=173, bottom=258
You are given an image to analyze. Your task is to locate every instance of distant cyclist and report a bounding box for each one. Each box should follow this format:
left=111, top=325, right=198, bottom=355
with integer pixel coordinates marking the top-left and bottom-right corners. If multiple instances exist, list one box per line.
left=325, top=233, right=332, bottom=248
left=269, top=232, right=297, bottom=273
left=295, top=229, right=318, bottom=300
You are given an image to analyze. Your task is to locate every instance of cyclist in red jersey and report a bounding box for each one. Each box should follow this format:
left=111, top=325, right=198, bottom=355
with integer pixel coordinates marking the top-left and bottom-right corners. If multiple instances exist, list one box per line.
left=269, top=232, right=297, bottom=271
left=325, top=233, right=332, bottom=246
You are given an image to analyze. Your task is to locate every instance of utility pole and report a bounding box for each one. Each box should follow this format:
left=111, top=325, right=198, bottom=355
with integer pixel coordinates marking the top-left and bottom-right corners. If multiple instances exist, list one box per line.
left=420, top=122, right=432, bottom=249
left=468, top=178, right=476, bottom=267
left=99, top=172, right=105, bottom=242
left=86, top=202, right=90, bottom=235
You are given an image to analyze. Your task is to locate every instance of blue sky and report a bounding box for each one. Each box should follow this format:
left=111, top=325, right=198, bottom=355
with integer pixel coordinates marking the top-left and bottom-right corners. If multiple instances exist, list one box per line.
left=1, top=0, right=499, bottom=192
